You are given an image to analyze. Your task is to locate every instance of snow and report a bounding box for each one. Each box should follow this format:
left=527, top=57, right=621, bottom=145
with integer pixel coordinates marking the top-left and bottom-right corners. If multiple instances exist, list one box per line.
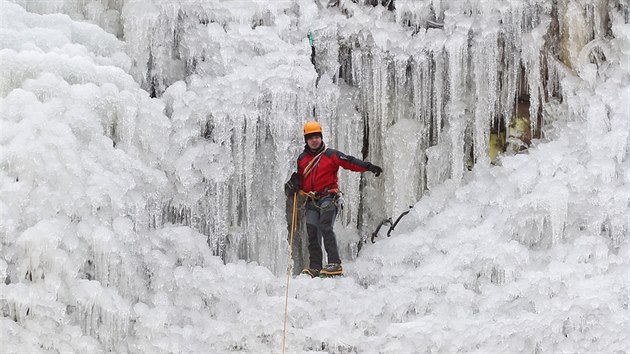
left=1, top=0, right=629, bottom=352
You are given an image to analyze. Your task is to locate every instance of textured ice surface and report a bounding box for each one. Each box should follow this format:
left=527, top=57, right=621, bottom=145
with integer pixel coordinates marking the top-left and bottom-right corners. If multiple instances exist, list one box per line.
left=1, top=0, right=628, bottom=352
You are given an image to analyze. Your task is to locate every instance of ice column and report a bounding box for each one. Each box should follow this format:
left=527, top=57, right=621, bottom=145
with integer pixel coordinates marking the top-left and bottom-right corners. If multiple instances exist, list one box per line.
left=241, top=88, right=305, bottom=274
left=445, top=30, right=470, bottom=183
left=384, top=119, right=425, bottom=217
left=497, top=3, right=524, bottom=131
left=121, top=1, right=160, bottom=92
left=324, top=82, right=363, bottom=228
left=522, top=20, right=550, bottom=134
left=411, top=51, right=434, bottom=144
left=471, top=27, right=500, bottom=165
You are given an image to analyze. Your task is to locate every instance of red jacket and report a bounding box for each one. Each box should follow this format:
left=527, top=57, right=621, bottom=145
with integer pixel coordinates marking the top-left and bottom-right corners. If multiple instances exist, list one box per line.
left=297, top=143, right=370, bottom=194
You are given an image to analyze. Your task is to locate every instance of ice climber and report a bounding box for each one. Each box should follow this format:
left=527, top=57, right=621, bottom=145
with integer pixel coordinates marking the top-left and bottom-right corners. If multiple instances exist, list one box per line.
left=285, top=121, right=383, bottom=277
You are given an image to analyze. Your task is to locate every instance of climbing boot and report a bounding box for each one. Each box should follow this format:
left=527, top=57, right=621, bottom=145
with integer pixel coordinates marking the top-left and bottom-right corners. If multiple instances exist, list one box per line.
left=300, top=268, right=320, bottom=278
left=320, top=263, right=343, bottom=276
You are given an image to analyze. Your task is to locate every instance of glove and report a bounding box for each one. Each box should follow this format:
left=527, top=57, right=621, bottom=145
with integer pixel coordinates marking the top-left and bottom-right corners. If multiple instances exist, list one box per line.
left=366, top=163, right=383, bottom=177
left=284, top=172, right=301, bottom=196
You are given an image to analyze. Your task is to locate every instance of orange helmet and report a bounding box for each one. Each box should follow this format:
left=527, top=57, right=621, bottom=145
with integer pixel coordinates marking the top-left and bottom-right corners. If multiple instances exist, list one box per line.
left=303, top=121, right=322, bottom=135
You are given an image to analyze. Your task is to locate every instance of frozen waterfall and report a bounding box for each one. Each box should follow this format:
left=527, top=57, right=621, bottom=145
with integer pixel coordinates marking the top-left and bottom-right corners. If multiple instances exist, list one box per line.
left=1, top=0, right=628, bottom=352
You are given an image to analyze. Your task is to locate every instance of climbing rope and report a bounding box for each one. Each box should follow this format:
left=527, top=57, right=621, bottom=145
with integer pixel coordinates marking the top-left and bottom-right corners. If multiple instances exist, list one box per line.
left=302, top=147, right=327, bottom=178
left=282, top=192, right=299, bottom=354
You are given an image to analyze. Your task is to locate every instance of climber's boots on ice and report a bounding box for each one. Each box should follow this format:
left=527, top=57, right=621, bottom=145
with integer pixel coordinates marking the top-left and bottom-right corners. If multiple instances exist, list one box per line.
left=300, top=268, right=320, bottom=278
left=319, top=263, right=343, bottom=277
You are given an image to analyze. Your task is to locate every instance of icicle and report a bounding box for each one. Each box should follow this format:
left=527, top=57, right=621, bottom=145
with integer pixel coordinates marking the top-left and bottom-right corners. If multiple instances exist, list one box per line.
left=384, top=119, right=424, bottom=217
left=121, top=0, right=160, bottom=89
left=445, top=30, right=469, bottom=183
left=498, top=3, right=524, bottom=132
left=432, top=44, right=446, bottom=146
left=471, top=26, right=500, bottom=165
left=3, top=283, right=34, bottom=323
left=412, top=51, right=433, bottom=140
left=395, top=0, right=425, bottom=29
left=1, top=283, right=63, bottom=325
left=15, top=219, right=66, bottom=284
left=393, top=54, right=411, bottom=125
left=426, top=144, right=451, bottom=190
left=445, top=31, right=468, bottom=101
left=432, top=0, right=443, bottom=21
left=448, top=110, right=467, bottom=183
left=114, top=92, right=138, bottom=148
left=545, top=182, right=569, bottom=245
left=608, top=212, right=628, bottom=248
left=514, top=212, right=548, bottom=249
left=329, top=82, right=363, bottom=228
left=0, top=258, right=6, bottom=284
left=521, top=20, right=550, bottom=135
left=73, top=280, right=130, bottom=352
left=374, top=50, right=388, bottom=163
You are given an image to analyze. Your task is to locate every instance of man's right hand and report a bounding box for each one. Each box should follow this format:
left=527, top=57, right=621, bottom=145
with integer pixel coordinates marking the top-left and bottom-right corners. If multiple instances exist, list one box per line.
left=284, top=172, right=301, bottom=195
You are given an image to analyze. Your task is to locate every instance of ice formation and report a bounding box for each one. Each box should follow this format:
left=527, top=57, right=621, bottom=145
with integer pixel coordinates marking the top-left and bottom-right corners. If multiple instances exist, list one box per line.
left=1, top=0, right=628, bottom=352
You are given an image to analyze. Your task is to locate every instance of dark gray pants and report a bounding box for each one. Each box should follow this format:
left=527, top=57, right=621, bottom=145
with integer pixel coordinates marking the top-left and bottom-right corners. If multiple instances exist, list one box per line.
left=305, top=195, right=340, bottom=270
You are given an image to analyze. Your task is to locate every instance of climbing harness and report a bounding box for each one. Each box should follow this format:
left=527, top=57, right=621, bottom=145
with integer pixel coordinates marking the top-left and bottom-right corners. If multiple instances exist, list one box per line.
left=358, top=205, right=414, bottom=255
left=282, top=192, right=299, bottom=354
left=299, top=188, right=343, bottom=211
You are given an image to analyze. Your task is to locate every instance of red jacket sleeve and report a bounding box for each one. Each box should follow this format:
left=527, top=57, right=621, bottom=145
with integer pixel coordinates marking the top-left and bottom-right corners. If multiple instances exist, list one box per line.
left=330, top=150, right=370, bottom=172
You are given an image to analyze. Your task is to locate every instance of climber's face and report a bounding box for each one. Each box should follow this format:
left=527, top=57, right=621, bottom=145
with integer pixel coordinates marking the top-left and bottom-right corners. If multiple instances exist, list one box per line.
left=306, top=135, right=322, bottom=150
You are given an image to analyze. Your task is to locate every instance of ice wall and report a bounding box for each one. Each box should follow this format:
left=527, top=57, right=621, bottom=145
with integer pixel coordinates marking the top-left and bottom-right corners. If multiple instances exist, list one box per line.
left=0, top=2, right=172, bottom=351
left=8, top=0, right=621, bottom=274
left=2, top=0, right=629, bottom=352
